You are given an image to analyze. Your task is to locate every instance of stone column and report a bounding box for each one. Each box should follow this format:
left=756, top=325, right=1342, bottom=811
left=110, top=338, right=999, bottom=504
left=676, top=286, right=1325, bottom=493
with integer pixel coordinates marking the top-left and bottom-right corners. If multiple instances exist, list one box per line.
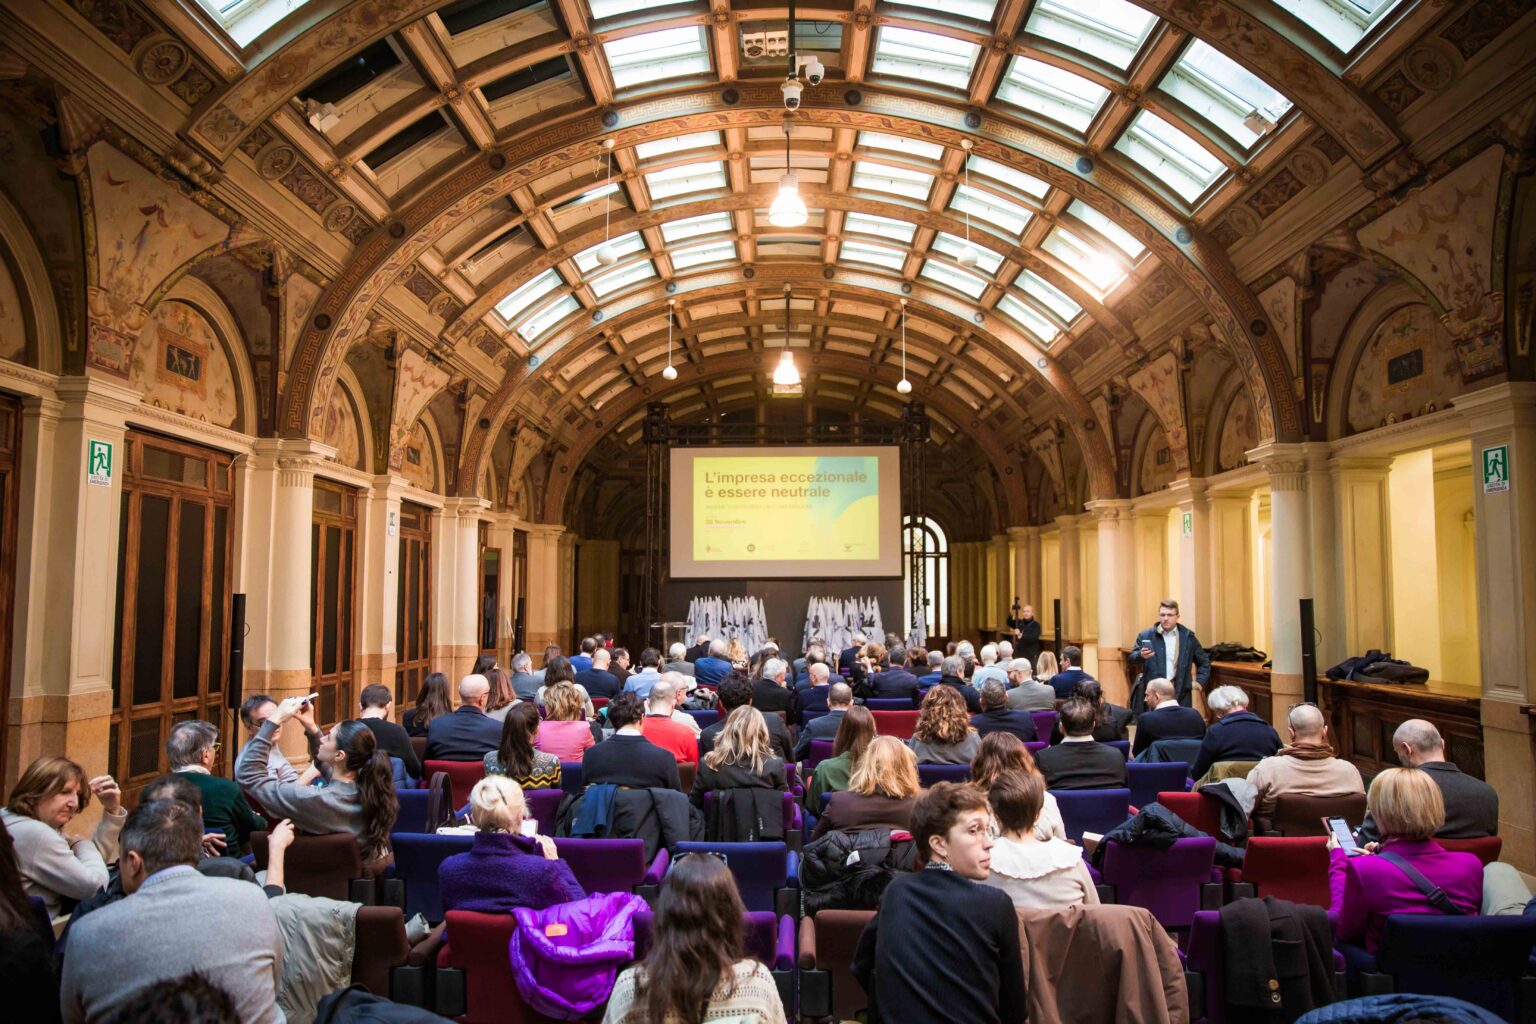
left=1251, top=442, right=1313, bottom=723
left=1055, top=515, right=1081, bottom=643
left=1165, top=478, right=1210, bottom=637
left=1454, top=382, right=1536, bottom=872
left=992, top=533, right=1011, bottom=637
left=1085, top=499, right=1133, bottom=702
left=525, top=524, right=566, bottom=663
left=1304, top=443, right=1344, bottom=668
left=356, top=474, right=409, bottom=689
left=1007, top=525, right=1032, bottom=627
left=432, top=497, right=488, bottom=682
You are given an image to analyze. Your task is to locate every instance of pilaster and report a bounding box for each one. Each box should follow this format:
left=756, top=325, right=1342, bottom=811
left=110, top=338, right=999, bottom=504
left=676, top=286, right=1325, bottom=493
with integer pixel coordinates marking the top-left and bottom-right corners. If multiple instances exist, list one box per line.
left=356, top=474, right=410, bottom=688
left=1054, top=515, right=1081, bottom=642
left=525, top=524, right=566, bottom=661
left=1251, top=442, right=1314, bottom=723
left=1207, top=487, right=1256, bottom=648
left=1085, top=499, right=1132, bottom=703
left=1329, top=455, right=1394, bottom=656
left=1165, top=477, right=1210, bottom=638
left=432, top=496, right=489, bottom=682
left=1006, top=526, right=1033, bottom=631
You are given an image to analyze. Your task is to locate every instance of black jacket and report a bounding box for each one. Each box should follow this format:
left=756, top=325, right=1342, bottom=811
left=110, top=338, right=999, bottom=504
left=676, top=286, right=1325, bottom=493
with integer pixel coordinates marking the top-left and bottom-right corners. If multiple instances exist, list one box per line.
left=1219, top=896, right=1337, bottom=1023
left=1191, top=711, right=1282, bottom=780
left=800, top=827, right=917, bottom=915
left=1355, top=761, right=1499, bottom=843
left=1036, top=741, right=1127, bottom=790
left=689, top=757, right=787, bottom=809
left=580, top=733, right=681, bottom=790
left=1129, top=623, right=1212, bottom=707
left=795, top=709, right=846, bottom=760
left=1052, top=704, right=1133, bottom=743
left=795, top=683, right=831, bottom=721
left=424, top=706, right=504, bottom=762
left=700, top=713, right=792, bottom=763
left=555, top=786, right=702, bottom=862
left=751, top=677, right=794, bottom=715
left=360, top=717, right=422, bottom=779
left=316, top=985, right=448, bottom=1023
left=707, top=787, right=786, bottom=842
left=935, top=676, right=983, bottom=713
left=1008, top=616, right=1043, bottom=662
left=969, top=708, right=1037, bottom=744
left=685, top=642, right=709, bottom=663
left=1091, top=802, right=1244, bottom=869
left=574, top=668, right=622, bottom=699
left=1131, top=704, right=1207, bottom=756
left=862, top=668, right=919, bottom=703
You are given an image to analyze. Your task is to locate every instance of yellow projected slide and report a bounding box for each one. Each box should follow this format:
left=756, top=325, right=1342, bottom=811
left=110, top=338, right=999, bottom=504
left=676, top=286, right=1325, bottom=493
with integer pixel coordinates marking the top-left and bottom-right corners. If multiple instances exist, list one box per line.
left=693, top=454, right=880, bottom=562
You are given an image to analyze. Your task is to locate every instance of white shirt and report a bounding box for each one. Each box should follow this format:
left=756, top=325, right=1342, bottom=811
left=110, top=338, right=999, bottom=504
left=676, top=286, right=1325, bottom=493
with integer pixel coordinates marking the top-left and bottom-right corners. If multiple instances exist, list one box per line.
left=1152, top=698, right=1181, bottom=712
left=1160, top=625, right=1180, bottom=680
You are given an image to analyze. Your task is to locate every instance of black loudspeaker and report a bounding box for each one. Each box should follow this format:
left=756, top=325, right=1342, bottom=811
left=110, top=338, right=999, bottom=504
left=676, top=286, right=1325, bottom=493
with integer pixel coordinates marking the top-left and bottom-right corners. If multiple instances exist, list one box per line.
left=513, top=596, right=526, bottom=655
left=1299, top=598, right=1317, bottom=705
left=1052, top=597, right=1063, bottom=656
left=226, top=593, right=246, bottom=710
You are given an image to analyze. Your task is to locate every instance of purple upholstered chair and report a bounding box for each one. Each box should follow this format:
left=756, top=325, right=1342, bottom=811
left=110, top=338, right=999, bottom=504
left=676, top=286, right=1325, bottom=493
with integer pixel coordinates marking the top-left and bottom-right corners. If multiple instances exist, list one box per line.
left=1030, top=710, right=1057, bottom=743
left=673, top=841, right=799, bottom=915
left=1025, top=741, right=1048, bottom=758
left=1052, top=788, right=1132, bottom=843
left=1106, top=739, right=1131, bottom=760
left=1126, top=762, right=1190, bottom=809
left=684, top=708, right=720, bottom=729
left=916, top=763, right=972, bottom=787
left=867, top=698, right=917, bottom=711
left=522, top=788, right=562, bottom=832
left=390, top=832, right=472, bottom=922
left=559, top=761, right=584, bottom=795
left=806, top=739, right=835, bottom=771
left=394, top=789, right=432, bottom=834
left=1099, top=836, right=1217, bottom=930
left=1340, top=915, right=1536, bottom=1021
left=552, top=837, right=668, bottom=896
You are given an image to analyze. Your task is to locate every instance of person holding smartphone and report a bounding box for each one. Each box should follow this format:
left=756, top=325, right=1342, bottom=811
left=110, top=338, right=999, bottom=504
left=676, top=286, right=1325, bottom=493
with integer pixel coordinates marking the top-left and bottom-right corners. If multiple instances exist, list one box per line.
left=1129, top=599, right=1210, bottom=711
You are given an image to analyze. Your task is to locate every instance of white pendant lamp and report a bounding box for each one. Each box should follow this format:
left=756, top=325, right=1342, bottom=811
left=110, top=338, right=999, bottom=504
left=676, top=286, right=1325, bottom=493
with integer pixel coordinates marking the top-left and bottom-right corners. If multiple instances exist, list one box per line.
left=896, top=297, right=912, bottom=394
left=772, top=283, right=801, bottom=388
left=956, top=138, right=979, bottom=268
left=661, top=298, right=678, bottom=380
left=596, top=138, right=619, bottom=265
left=768, top=120, right=808, bottom=228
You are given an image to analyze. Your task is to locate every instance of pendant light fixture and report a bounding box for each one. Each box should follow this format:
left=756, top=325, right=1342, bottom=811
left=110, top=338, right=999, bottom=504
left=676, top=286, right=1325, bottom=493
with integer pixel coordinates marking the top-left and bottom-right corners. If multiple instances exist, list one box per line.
left=768, top=118, right=808, bottom=228
left=956, top=138, right=979, bottom=268
left=661, top=297, right=678, bottom=380
left=772, top=283, right=802, bottom=391
left=596, top=138, right=619, bottom=265
left=896, top=297, right=912, bottom=394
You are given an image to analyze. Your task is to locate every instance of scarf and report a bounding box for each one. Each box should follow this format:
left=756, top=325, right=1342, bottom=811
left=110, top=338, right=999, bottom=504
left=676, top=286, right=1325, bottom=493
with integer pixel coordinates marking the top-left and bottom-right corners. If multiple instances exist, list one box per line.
left=1278, top=741, right=1335, bottom=761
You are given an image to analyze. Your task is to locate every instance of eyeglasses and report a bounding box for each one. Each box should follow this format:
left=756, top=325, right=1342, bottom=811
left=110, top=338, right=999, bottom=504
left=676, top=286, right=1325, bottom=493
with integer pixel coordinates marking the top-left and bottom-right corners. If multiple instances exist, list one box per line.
left=680, top=850, right=729, bottom=866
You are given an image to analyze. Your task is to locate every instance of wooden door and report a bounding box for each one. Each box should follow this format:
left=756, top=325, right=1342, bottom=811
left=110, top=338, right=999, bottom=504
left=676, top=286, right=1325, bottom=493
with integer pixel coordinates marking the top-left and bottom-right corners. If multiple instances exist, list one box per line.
left=394, top=501, right=432, bottom=713
left=310, top=480, right=357, bottom=726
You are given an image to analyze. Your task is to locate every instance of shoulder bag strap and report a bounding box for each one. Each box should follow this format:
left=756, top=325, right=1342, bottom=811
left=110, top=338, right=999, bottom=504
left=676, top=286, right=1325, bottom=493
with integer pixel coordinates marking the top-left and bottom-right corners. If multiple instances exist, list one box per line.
left=1376, top=851, right=1466, bottom=916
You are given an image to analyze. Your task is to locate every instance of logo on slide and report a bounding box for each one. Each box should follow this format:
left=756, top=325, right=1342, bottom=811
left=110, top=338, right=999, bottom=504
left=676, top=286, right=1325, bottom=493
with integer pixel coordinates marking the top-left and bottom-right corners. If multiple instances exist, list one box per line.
left=747, top=544, right=756, bottom=552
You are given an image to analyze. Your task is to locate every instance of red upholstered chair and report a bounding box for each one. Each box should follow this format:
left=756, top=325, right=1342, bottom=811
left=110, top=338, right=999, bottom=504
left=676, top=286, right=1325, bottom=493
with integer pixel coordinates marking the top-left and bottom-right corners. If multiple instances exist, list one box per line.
left=436, top=911, right=559, bottom=1023
left=1263, top=792, right=1368, bottom=837
left=870, top=710, right=919, bottom=739
left=423, top=760, right=487, bottom=807
left=1156, top=791, right=1226, bottom=839
left=351, top=905, right=441, bottom=1007
left=799, top=910, right=877, bottom=1022
left=250, top=830, right=365, bottom=901
left=1435, top=835, right=1502, bottom=865
left=1226, top=836, right=1330, bottom=907
left=591, top=696, right=609, bottom=712
left=677, top=761, right=697, bottom=793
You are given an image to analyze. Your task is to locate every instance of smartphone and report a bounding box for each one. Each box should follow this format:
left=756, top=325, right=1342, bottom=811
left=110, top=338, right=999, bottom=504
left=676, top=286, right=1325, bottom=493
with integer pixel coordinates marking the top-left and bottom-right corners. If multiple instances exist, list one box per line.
left=1325, top=816, right=1362, bottom=855
left=302, top=692, right=320, bottom=705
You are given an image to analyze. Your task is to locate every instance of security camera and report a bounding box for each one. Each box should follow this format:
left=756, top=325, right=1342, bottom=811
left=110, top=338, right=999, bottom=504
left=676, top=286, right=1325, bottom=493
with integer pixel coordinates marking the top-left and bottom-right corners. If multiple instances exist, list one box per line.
left=797, top=55, right=825, bottom=87
left=781, top=77, right=802, bottom=111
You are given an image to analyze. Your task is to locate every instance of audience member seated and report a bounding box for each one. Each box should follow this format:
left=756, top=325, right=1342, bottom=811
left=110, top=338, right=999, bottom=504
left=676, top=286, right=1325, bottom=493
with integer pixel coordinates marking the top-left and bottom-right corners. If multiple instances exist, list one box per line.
left=1247, top=703, right=1364, bottom=820
left=794, top=662, right=833, bottom=720
left=576, top=647, right=623, bottom=699
left=971, top=680, right=1038, bottom=744
left=908, top=685, right=981, bottom=765
left=0, top=817, right=61, bottom=1023
left=582, top=693, right=681, bottom=791
left=1129, top=678, right=1206, bottom=756
left=662, top=672, right=705, bottom=735
left=806, top=705, right=877, bottom=812
left=839, top=632, right=868, bottom=681
left=1189, top=685, right=1282, bottom=781
left=237, top=700, right=398, bottom=870
left=861, top=642, right=920, bottom=704
left=424, top=675, right=505, bottom=761
left=750, top=658, right=795, bottom=719
left=165, top=721, right=265, bottom=856
left=1331, top=767, right=1483, bottom=953
left=439, top=777, right=584, bottom=914
left=954, top=640, right=977, bottom=679
left=813, top=737, right=920, bottom=839
left=623, top=648, right=665, bottom=698
left=1033, top=651, right=1059, bottom=689
left=795, top=682, right=853, bottom=760
left=1046, top=645, right=1094, bottom=700
left=639, top=680, right=700, bottom=765
left=235, top=695, right=298, bottom=783
left=356, top=684, right=423, bottom=780
left=603, top=852, right=787, bottom=1023
left=1060, top=680, right=1131, bottom=742
left=1005, top=658, right=1054, bottom=711
left=694, top=639, right=733, bottom=688
left=532, top=644, right=562, bottom=685
left=853, top=783, right=1025, bottom=1024
left=59, top=799, right=283, bottom=1024
left=485, top=703, right=563, bottom=790
left=484, top=668, right=518, bottom=724
left=664, top=642, right=695, bottom=678
left=970, top=644, right=1009, bottom=690
left=1035, top=698, right=1127, bottom=791
left=904, top=646, right=930, bottom=684
left=538, top=656, right=595, bottom=719
left=1, top=757, right=123, bottom=918
left=971, top=733, right=1064, bottom=840
left=608, top=648, right=633, bottom=689
left=536, top=681, right=599, bottom=762
left=402, top=672, right=453, bottom=738
left=701, top=674, right=792, bottom=762
left=918, top=650, right=944, bottom=687
left=933, top=655, right=984, bottom=713
left=726, top=637, right=750, bottom=673
left=983, top=772, right=1099, bottom=910
left=689, top=707, right=788, bottom=810
left=1357, top=719, right=1499, bottom=844
left=570, top=637, right=595, bottom=676
left=473, top=654, right=498, bottom=676
left=508, top=652, right=542, bottom=702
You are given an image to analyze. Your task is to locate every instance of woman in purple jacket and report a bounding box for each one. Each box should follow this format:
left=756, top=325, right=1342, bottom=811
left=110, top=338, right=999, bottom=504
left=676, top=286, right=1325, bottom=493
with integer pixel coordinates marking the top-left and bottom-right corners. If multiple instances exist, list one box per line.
left=439, top=776, right=585, bottom=914
left=1329, top=767, right=1483, bottom=952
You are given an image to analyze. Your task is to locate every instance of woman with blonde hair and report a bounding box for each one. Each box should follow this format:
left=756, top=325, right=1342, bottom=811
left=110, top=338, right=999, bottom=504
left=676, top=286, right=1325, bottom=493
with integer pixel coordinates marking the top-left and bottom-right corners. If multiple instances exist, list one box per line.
left=0, top=757, right=124, bottom=917
left=536, top=681, right=598, bottom=761
left=813, top=736, right=921, bottom=839
left=970, top=732, right=1065, bottom=841
left=725, top=637, right=749, bottom=672
left=908, top=685, right=981, bottom=764
left=806, top=705, right=876, bottom=812
left=690, top=706, right=787, bottom=809
left=1033, top=651, right=1059, bottom=686
left=439, top=775, right=584, bottom=914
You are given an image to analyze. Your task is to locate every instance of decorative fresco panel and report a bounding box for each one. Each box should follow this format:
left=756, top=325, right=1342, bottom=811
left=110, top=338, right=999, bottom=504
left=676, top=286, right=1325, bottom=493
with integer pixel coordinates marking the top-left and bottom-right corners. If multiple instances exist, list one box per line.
left=132, top=300, right=239, bottom=428
left=1346, top=304, right=1460, bottom=434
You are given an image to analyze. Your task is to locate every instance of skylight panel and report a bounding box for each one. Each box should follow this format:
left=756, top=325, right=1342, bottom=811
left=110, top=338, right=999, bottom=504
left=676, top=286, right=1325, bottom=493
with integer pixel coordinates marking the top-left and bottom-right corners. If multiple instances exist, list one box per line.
left=196, top=0, right=320, bottom=47
left=635, top=131, right=722, bottom=160
left=1025, top=0, right=1155, bottom=70
left=496, top=268, right=562, bottom=323
left=589, top=259, right=655, bottom=297
left=932, top=233, right=1002, bottom=273
left=949, top=184, right=1031, bottom=237
left=840, top=240, right=908, bottom=271
left=996, top=57, right=1109, bottom=132
left=1114, top=111, right=1224, bottom=202
left=997, top=293, right=1059, bottom=344
left=966, top=156, right=1050, bottom=200
left=575, top=232, right=645, bottom=273
left=851, top=160, right=933, bottom=201
left=871, top=27, right=980, bottom=91
left=661, top=212, right=733, bottom=244
left=1042, top=226, right=1124, bottom=293
left=644, top=160, right=727, bottom=200
left=858, top=131, right=944, bottom=162
left=1019, top=270, right=1080, bottom=321
left=1160, top=40, right=1294, bottom=148
left=1067, top=201, right=1144, bottom=259
left=670, top=239, right=736, bottom=269
left=1267, top=0, right=1398, bottom=51
left=604, top=27, right=711, bottom=89
left=884, top=0, right=996, bottom=21
left=518, top=293, right=580, bottom=342
left=589, top=0, right=666, bottom=18
left=843, top=212, right=917, bottom=243
left=554, top=182, right=620, bottom=212
left=920, top=260, right=988, bottom=299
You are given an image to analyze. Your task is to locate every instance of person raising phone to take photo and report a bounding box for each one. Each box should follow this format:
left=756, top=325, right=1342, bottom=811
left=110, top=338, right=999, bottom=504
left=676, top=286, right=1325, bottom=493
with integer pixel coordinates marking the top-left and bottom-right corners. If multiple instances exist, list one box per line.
left=1129, top=599, right=1210, bottom=711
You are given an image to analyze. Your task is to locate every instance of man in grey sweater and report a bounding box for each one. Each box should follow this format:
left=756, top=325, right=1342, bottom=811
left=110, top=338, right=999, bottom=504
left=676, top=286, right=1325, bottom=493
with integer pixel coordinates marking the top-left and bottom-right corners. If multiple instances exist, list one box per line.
left=60, top=798, right=284, bottom=1024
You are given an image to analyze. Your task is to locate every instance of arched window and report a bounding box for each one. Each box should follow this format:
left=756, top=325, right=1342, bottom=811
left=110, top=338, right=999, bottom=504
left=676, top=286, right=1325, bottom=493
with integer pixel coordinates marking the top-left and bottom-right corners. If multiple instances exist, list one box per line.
left=903, top=515, right=949, bottom=640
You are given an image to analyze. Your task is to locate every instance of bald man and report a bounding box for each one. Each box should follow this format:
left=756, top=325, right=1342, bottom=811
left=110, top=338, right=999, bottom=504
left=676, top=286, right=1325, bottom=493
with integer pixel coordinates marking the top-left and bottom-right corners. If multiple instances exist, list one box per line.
left=1245, top=703, right=1363, bottom=819
left=424, top=674, right=504, bottom=761
left=1130, top=678, right=1206, bottom=756
left=1356, top=719, right=1499, bottom=844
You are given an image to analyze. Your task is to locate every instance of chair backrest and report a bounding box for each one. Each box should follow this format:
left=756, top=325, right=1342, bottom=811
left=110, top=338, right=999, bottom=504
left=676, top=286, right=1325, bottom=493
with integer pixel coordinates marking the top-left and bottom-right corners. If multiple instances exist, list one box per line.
left=807, top=910, right=877, bottom=1022
left=699, top=792, right=797, bottom=839
left=1051, top=788, right=1132, bottom=842
left=1025, top=741, right=1047, bottom=757
left=1143, top=738, right=1204, bottom=765
left=551, top=837, right=649, bottom=893
left=523, top=788, right=562, bottom=832
left=440, top=911, right=543, bottom=1023
left=683, top=708, right=720, bottom=728
left=389, top=756, right=410, bottom=788
left=395, top=789, right=431, bottom=834
left=559, top=761, right=585, bottom=794
left=1375, top=914, right=1536, bottom=1020
left=1126, top=762, right=1189, bottom=809
left=917, top=763, right=972, bottom=787
left=250, top=830, right=362, bottom=901
left=674, top=841, right=789, bottom=911
left=806, top=739, right=834, bottom=771
left=423, top=760, right=488, bottom=807
left=352, top=905, right=409, bottom=997
left=409, top=736, right=428, bottom=764
left=633, top=910, right=781, bottom=966
left=867, top=698, right=914, bottom=711
left=1106, top=739, right=1131, bottom=760
left=677, top=761, right=697, bottom=793
left=1156, top=790, right=1224, bottom=838
left=591, top=696, right=609, bottom=711
left=1434, top=835, right=1502, bottom=865
left=1239, top=836, right=1330, bottom=906
left=1101, top=836, right=1216, bottom=929
left=1269, top=791, right=1368, bottom=836
left=870, top=710, right=920, bottom=739
left=1030, top=710, right=1057, bottom=741
left=391, top=832, right=473, bottom=921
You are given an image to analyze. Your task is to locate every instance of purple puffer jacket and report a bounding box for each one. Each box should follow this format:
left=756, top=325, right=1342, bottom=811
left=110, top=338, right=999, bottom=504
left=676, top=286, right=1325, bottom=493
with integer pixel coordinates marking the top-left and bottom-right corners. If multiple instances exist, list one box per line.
left=508, top=891, right=648, bottom=1019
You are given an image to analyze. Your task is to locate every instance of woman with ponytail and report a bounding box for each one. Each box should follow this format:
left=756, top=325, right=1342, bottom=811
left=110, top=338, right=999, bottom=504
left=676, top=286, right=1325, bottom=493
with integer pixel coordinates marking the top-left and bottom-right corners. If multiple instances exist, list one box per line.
left=236, top=697, right=399, bottom=868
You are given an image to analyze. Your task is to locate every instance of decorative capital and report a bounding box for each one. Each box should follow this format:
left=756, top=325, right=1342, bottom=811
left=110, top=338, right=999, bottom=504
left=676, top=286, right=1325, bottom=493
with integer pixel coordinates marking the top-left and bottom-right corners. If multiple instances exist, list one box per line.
left=1248, top=442, right=1309, bottom=491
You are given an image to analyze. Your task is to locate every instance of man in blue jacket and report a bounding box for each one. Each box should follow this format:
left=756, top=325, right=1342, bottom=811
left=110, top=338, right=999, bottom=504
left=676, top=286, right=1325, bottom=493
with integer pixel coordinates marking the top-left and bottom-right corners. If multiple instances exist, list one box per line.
left=1129, top=599, right=1211, bottom=709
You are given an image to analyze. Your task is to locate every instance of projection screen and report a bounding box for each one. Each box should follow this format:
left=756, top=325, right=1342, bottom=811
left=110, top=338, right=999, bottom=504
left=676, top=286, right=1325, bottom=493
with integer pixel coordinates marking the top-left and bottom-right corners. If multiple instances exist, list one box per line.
left=668, top=446, right=902, bottom=579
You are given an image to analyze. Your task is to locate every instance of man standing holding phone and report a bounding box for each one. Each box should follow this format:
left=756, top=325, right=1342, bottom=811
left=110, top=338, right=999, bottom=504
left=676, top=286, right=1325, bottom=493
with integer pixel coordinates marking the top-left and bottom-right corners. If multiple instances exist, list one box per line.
left=1129, top=599, right=1210, bottom=711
